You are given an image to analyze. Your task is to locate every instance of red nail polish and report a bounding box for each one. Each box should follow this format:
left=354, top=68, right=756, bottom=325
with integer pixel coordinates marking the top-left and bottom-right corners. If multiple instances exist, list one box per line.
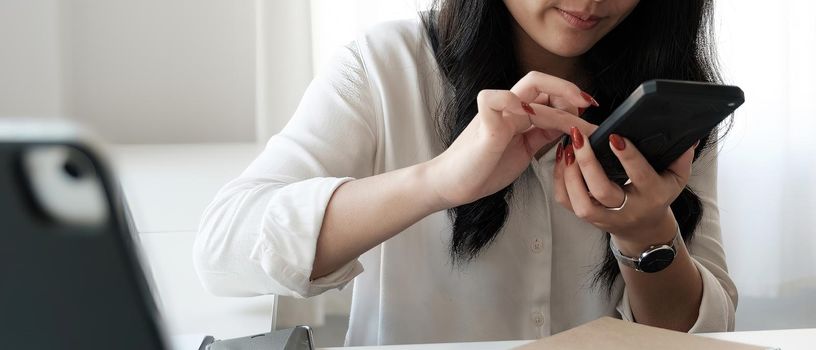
left=556, top=143, right=563, bottom=163
left=580, top=91, right=600, bottom=107
left=609, top=134, right=626, bottom=151
left=577, top=107, right=585, bottom=116
left=570, top=127, right=583, bottom=149
left=564, top=144, right=575, bottom=166
left=521, top=102, right=536, bottom=116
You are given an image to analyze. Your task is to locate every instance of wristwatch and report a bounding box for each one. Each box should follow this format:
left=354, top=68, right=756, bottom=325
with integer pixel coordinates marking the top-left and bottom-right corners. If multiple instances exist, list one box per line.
left=609, top=230, right=681, bottom=273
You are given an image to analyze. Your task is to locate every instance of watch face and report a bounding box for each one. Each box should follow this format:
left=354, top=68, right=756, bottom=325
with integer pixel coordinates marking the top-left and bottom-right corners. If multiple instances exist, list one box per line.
left=639, top=246, right=676, bottom=273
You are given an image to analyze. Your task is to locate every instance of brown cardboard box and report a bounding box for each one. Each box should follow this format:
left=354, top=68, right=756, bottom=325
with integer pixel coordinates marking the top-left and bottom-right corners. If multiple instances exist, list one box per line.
left=514, top=317, right=775, bottom=350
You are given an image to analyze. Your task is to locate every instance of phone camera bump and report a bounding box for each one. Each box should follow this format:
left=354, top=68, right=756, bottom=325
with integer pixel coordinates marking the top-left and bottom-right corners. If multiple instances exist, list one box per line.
left=63, top=160, right=83, bottom=179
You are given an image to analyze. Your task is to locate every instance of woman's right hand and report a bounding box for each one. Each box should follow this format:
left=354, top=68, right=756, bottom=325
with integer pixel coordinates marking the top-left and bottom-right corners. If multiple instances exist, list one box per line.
left=424, top=71, right=599, bottom=209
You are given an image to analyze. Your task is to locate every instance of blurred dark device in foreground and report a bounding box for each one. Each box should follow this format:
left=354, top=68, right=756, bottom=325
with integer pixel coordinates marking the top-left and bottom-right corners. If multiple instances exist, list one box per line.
left=588, top=79, right=744, bottom=185
left=0, top=120, right=313, bottom=350
left=0, top=120, right=168, bottom=349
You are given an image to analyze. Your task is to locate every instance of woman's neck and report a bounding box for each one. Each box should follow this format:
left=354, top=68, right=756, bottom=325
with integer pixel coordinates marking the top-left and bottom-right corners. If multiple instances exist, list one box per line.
left=512, top=22, right=587, bottom=88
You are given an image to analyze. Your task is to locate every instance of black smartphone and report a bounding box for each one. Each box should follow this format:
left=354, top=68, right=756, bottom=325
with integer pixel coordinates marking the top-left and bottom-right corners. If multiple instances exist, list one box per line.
left=588, top=79, right=744, bottom=185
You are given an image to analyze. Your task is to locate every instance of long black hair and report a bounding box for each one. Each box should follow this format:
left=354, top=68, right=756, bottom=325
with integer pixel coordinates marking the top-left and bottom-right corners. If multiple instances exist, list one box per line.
left=421, top=1, right=722, bottom=293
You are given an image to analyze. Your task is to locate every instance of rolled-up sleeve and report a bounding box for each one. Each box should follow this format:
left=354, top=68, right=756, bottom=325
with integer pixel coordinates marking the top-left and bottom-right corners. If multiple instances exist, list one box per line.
left=193, top=42, right=379, bottom=298
left=248, top=177, right=363, bottom=298
left=616, top=148, right=738, bottom=332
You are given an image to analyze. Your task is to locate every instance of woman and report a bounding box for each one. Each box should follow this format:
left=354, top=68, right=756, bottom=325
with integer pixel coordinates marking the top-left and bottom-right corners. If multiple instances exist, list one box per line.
left=194, top=0, right=737, bottom=345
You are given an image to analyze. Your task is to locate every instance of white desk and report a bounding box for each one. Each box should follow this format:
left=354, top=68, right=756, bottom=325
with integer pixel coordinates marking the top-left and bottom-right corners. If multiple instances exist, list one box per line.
left=319, top=328, right=815, bottom=350
left=110, top=143, right=260, bottom=234
left=110, top=143, right=275, bottom=339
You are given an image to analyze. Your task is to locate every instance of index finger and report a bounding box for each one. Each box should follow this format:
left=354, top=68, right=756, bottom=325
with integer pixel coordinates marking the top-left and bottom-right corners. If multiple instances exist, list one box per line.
left=527, top=103, right=597, bottom=138
left=608, top=134, right=660, bottom=187
left=510, top=71, right=596, bottom=108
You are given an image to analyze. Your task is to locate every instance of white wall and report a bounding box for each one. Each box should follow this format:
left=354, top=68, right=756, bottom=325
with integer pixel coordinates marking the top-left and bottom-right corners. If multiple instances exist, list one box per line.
left=1, top=0, right=259, bottom=144
left=0, top=0, right=65, bottom=117
left=256, top=0, right=313, bottom=142
left=62, top=0, right=257, bottom=143
left=310, top=0, right=433, bottom=73
left=0, top=0, right=433, bottom=144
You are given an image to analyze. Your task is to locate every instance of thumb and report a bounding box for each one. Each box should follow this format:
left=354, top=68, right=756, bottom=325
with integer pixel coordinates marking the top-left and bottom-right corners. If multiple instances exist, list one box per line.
left=662, top=142, right=698, bottom=188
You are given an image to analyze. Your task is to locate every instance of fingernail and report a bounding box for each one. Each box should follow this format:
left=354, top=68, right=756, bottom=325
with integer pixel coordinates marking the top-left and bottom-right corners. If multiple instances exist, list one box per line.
left=521, top=102, right=536, bottom=116
left=570, top=127, right=584, bottom=149
left=580, top=91, right=600, bottom=107
left=609, top=134, right=626, bottom=151
left=556, top=143, right=563, bottom=163
left=564, top=144, right=575, bottom=166
left=577, top=107, right=585, bottom=116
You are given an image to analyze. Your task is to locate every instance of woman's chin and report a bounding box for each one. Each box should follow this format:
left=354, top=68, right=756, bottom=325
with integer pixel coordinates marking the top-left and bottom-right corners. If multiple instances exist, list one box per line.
left=537, top=38, right=595, bottom=58
left=555, top=41, right=596, bottom=57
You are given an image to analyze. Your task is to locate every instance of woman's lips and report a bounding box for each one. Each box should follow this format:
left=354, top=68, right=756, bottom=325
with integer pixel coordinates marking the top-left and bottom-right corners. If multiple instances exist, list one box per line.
left=556, top=8, right=602, bottom=30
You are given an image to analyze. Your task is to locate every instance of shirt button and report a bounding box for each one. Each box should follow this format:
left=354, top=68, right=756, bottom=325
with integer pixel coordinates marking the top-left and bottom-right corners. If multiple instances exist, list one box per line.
left=532, top=312, right=545, bottom=326
left=531, top=238, right=544, bottom=253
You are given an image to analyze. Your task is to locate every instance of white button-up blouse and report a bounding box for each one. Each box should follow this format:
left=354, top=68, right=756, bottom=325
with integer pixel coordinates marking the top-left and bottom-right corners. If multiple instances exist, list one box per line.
left=193, top=19, right=737, bottom=346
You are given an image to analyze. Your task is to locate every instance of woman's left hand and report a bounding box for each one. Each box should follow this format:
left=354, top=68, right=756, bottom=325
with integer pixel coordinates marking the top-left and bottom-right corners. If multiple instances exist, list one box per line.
left=553, top=127, right=698, bottom=254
